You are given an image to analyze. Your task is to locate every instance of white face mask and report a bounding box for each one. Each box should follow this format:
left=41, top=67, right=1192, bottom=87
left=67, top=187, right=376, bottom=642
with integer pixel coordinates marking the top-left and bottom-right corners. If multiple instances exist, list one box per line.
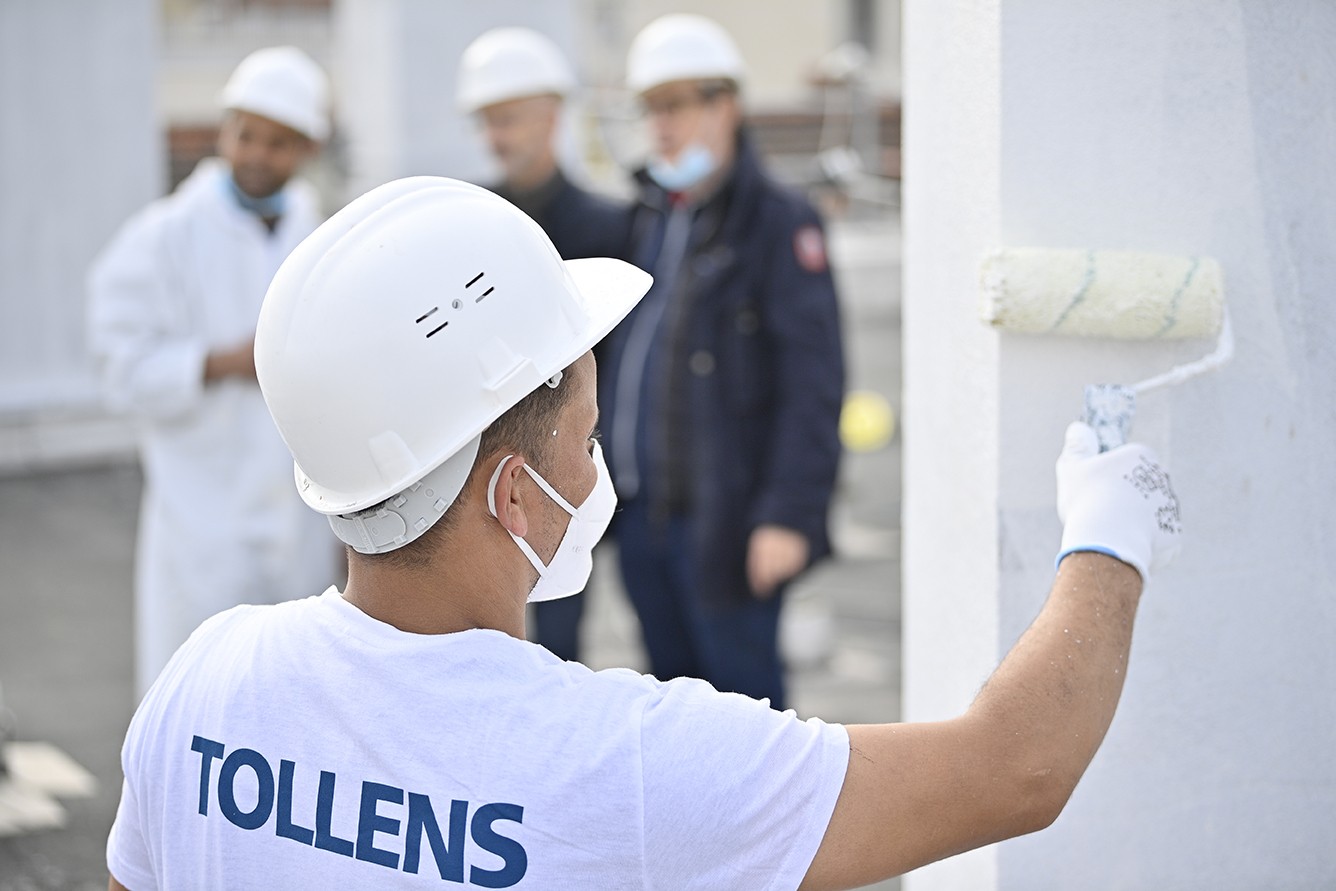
left=487, top=440, right=617, bottom=603
left=647, top=142, right=717, bottom=192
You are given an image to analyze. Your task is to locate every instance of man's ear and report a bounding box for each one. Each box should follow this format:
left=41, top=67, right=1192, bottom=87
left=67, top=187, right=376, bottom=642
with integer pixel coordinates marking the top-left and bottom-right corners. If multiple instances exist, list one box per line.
left=488, top=454, right=530, bottom=539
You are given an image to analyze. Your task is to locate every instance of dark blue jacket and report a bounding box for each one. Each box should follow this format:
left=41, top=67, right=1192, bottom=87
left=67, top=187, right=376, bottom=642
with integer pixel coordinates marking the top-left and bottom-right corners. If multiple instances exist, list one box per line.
left=492, top=169, right=629, bottom=261
left=599, top=132, right=845, bottom=605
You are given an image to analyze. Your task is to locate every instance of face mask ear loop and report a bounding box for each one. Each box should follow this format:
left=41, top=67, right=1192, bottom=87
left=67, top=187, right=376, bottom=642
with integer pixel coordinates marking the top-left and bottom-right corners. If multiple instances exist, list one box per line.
left=488, top=454, right=578, bottom=518
left=520, top=464, right=578, bottom=516
left=486, top=454, right=575, bottom=576
left=511, top=530, right=554, bottom=575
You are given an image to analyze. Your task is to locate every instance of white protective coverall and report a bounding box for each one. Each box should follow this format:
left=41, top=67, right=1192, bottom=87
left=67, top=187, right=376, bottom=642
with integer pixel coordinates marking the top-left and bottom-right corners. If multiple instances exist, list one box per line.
left=87, top=158, right=338, bottom=696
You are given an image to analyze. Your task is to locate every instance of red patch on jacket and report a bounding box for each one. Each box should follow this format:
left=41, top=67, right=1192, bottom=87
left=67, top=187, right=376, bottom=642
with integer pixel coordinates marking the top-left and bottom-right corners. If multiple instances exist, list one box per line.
left=793, top=225, right=827, bottom=273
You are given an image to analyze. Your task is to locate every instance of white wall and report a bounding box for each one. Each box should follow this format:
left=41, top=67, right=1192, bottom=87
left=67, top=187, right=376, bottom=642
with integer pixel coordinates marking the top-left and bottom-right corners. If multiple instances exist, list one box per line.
left=0, top=1, right=161, bottom=416
left=904, top=1, right=1336, bottom=888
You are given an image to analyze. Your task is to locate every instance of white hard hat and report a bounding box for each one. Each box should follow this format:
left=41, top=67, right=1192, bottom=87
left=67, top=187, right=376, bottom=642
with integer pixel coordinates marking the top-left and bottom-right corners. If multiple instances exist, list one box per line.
left=457, top=27, right=577, bottom=114
left=220, top=46, right=330, bottom=142
left=255, top=177, right=651, bottom=551
left=625, top=14, right=746, bottom=95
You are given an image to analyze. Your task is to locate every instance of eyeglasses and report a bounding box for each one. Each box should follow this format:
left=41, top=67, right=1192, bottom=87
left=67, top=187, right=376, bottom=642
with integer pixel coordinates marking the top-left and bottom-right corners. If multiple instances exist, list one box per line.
left=639, top=87, right=726, bottom=120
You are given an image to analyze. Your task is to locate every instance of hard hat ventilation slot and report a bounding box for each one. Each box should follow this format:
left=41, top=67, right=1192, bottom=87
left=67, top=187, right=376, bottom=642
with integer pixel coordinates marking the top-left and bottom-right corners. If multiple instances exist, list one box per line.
left=465, top=271, right=496, bottom=303
left=414, top=305, right=449, bottom=338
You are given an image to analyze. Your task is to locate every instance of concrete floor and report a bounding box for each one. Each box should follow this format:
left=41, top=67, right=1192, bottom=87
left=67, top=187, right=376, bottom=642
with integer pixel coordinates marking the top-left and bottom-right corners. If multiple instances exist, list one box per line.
left=0, top=212, right=903, bottom=890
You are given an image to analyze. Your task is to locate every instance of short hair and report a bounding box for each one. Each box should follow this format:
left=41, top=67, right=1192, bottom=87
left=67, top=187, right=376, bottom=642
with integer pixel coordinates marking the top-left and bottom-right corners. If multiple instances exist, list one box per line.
left=476, top=361, right=578, bottom=478
left=347, top=358, right=579, bottom=569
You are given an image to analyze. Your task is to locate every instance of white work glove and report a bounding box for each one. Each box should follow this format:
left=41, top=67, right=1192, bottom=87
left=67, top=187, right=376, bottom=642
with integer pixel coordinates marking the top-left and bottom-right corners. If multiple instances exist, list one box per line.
left=1056, top=422, right=1182, bottom=582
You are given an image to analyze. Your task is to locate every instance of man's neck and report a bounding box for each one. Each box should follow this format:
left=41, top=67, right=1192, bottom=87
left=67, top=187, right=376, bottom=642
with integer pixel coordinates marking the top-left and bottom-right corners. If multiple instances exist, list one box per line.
left=226, top=174, right=287, bottom=222
left=681, top=143, right=737, bottom=207
left=501, top=163, right=562, bottom=207
left=341, top=534, right=529, bottom=639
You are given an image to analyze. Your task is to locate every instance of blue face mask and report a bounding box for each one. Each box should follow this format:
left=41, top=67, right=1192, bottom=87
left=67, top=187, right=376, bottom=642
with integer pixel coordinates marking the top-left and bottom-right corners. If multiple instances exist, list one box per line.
left=224, top=174, right=287, bottom=219
left=647, top=143, right=717, bottom=192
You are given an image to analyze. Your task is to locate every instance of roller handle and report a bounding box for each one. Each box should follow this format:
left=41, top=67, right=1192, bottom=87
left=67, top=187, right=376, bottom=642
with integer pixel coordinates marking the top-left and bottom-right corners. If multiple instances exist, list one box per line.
left=1082, top=384, right=1136, bottom=452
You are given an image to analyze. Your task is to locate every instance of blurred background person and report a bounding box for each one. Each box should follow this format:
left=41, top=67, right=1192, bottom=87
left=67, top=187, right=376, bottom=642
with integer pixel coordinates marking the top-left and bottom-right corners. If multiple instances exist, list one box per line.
left=599, top=15, right=845, bottom=708
left=85, top=46, right=341, bottom=698
left=456, top=26, right=630, bottom=662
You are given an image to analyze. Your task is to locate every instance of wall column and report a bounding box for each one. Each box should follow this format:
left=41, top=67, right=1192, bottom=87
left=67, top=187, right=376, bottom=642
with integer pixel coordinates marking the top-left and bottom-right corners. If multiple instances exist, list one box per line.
left=903, top=1, right=1336, bottom=887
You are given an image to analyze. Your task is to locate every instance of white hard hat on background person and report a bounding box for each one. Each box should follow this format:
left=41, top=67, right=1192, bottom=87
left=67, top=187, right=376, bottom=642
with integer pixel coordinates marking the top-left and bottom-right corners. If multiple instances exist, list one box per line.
left=255, top=177, right=652, bottom=554
left=220, top=45, right=331, bottom=142
left=457, top=27, right=578, bottom=114
left=625, top=14, right=746, bottom=95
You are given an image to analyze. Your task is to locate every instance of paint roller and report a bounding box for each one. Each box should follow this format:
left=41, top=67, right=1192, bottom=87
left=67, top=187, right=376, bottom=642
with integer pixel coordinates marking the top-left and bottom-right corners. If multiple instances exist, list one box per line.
left=980, top=247, right=1233, bottom=450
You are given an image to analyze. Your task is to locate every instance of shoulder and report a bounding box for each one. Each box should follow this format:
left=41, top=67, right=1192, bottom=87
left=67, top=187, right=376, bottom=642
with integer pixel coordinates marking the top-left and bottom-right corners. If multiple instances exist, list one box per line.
left=107, top=164, right=217, bottom=236
left=552, top=668, right=848, bottom=778
left=560, top=178, right=630, bottom=222
left=281, top=175, right=323, bottom=222
left=544, top=661, right=769, bottom=723
left=144, top=597, right=328, bottom=698
left=637, top=673, right=845, bottom=751
left=726, top=134, right=822, bottom=228
left=89, top=180, right=218, bottom=282
left=167, top=158, right=231, bottom=211
left=546, top=177, right=632, bottom=259
left=737, top=164, right=832, bottom=276
left=94, top=200, right=172, bottom=264
left=149, top=603, right=273, bottom=684
left=753, top=173, right=824, bottom=233
left=113, top=161, right=227, bottom=233
left=574, top=183, right=626, bottom=211
left=122, top=603, right=274, bottom=758
left=724, top=162, right=829, bottom=280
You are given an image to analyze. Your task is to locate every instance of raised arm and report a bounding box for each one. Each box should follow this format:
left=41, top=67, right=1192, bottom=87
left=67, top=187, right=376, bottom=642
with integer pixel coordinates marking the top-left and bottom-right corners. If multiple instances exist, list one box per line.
left=801, top=423, right=1182, bottom=889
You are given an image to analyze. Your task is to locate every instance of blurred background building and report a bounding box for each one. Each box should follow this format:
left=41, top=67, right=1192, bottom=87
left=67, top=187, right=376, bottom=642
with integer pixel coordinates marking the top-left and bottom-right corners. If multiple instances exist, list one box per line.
left=0, top=0, right=902, bottom=471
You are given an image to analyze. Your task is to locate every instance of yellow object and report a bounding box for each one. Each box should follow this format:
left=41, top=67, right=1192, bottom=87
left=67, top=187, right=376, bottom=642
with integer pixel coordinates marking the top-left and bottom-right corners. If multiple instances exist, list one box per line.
left=840, top=390, right=895, bottom=452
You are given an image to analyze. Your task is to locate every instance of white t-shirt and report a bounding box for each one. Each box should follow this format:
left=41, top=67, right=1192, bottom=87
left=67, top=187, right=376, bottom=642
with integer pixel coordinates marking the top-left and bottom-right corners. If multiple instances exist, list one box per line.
left=109, top=588, right=849, bottom=890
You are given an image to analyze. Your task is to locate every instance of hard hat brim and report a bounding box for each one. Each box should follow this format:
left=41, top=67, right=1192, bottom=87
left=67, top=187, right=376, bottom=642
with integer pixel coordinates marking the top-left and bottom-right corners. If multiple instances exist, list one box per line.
left=561, top=257, right=654, bottom=366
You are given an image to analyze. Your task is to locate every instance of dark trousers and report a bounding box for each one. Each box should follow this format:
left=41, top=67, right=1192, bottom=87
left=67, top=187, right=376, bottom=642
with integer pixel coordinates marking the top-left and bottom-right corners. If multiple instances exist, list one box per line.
left=616, top=497, right=786, bottom=709
left=531, top=592, right=584, bottom=663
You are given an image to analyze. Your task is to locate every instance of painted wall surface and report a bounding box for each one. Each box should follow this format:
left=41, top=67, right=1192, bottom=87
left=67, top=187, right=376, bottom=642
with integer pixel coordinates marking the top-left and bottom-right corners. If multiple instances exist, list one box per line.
left=905, top=1, right=1336, bottom=888
left=0, top=1, right=161, bottom=413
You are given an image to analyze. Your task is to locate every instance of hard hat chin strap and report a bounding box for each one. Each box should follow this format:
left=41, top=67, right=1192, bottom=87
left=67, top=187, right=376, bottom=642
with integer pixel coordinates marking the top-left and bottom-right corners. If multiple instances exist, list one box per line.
left=328, top=435, right=482, bottom=555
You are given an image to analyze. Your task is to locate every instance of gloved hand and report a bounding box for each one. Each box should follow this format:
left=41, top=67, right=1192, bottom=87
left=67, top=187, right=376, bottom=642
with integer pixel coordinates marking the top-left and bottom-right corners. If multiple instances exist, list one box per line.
left=1056, top=421, right=1182, bottom=582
